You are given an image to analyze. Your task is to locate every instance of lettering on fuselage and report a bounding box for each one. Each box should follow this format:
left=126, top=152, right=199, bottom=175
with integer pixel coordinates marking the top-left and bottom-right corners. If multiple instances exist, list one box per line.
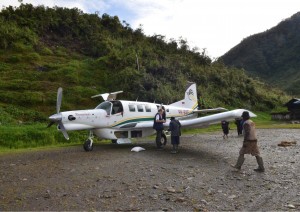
left=75, top=113, right=91, bottom=116
left=178, top=110, right=189, bottom=115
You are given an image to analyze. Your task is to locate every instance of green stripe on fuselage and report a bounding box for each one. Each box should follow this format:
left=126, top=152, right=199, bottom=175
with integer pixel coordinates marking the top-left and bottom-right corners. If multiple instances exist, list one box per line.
left=112, top=116, right=153, bottom=127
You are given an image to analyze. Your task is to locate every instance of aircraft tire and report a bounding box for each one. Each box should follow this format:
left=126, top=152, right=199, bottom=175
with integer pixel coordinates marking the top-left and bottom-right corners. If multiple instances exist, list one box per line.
left=83, top=139, right=93, bottom=151
left=162, top=133, right=167, bottom=146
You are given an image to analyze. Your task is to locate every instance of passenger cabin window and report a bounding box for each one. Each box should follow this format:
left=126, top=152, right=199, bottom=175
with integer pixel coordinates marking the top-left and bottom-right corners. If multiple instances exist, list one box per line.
left=129, top=105, right=135, bottom=112
left=95, top=101, right=112, bottom=115
left=145, top=105, right=151, bottom=112
left=137, top=105, right=144, bottom=112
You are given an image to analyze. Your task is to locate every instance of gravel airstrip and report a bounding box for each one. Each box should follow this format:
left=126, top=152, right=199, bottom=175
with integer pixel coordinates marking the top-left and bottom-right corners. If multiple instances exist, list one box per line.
left=0, top=129, right=299, bottom=211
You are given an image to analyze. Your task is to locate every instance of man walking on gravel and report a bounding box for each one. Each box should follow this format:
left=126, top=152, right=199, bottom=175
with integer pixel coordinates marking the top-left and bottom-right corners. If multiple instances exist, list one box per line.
left=232, top=111, right=265, bottom=172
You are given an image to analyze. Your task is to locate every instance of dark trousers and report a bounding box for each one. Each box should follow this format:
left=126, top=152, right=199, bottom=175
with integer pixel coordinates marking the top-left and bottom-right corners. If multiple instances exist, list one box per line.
left=171, top=136, right=180, bottom=145
left=156, top=130, right=163, bottom=148
left=237, top=126, right=243, bottom=135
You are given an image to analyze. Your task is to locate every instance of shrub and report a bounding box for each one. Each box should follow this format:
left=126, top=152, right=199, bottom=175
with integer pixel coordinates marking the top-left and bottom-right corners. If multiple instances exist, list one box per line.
left=39, top=47, right=53, bottom=55
left=24, top=52, right=41, bottom=62
left=6, top=55, right=22, bottom=63
left=12, top=42, right=33, bottom=52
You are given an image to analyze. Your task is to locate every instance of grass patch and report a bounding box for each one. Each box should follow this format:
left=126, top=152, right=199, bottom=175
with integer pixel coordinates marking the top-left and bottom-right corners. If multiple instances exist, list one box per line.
left=0, top=123, right=88, bottom=150
left=0, top=122, right=114, bottom=153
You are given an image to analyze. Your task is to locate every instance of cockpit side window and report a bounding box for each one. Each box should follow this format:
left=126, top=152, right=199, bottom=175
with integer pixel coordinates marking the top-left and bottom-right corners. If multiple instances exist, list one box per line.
left=111, top=101, right=123, bottom=115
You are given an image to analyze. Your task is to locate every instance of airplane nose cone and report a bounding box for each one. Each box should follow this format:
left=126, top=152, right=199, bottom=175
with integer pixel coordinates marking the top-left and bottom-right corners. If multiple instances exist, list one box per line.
left=49, top=113, right=62, bottom=122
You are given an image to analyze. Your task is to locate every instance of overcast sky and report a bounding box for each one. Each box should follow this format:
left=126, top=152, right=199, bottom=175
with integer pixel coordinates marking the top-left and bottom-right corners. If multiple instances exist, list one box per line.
left=1, top=0, right=299, bottom=58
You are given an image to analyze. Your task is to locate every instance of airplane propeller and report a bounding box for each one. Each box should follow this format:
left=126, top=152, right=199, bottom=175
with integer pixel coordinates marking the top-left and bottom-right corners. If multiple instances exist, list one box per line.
left=57, top=87, right=62, bottom=114
left=47, top=87, right=69, bottom=140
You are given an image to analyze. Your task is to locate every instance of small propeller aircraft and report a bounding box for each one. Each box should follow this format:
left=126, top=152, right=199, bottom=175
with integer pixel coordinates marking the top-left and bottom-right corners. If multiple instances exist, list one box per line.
left=48, top=82, right=256, bottom=151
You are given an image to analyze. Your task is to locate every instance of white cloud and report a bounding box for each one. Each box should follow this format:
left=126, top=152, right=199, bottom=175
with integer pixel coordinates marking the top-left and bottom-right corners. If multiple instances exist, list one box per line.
left=1, top=0, right=20, bottom=8
left=123, top=0, right=300, bottom=58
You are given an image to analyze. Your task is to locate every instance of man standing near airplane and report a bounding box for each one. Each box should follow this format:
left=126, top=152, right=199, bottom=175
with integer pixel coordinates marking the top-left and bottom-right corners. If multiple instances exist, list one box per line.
left=169, top=117, right=182, bottom=154
left=153, top=108, right=166, bottom=149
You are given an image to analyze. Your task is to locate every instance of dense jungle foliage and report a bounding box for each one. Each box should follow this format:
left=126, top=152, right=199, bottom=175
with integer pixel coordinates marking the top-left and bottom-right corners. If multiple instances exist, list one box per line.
left=0, top=3, right=289, bottom=127
left=220, top=12, right=300, bottom=96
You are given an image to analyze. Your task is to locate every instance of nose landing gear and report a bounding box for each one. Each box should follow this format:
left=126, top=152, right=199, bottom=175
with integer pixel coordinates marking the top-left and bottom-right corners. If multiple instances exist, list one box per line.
left=83, top=138, right=93, bottom=151
left=83, top=131, right=94, bottom=151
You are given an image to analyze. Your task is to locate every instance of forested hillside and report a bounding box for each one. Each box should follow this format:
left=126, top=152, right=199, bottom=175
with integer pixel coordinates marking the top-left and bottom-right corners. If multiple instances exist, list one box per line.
left=0, top=4, right=289, bottom=125
left=220, top=12, right=300, bottom=95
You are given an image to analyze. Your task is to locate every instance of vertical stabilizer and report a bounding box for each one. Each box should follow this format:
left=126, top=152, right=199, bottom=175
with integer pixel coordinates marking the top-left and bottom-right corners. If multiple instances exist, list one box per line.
left=170, top=82, right=198, bottom=110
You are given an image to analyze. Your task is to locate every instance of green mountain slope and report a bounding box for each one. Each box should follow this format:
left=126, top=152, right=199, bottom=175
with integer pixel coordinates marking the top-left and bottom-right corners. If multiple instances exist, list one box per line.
left=0, top=4, right=289, bottom=125
left=220, top=12, right=300, bottom=95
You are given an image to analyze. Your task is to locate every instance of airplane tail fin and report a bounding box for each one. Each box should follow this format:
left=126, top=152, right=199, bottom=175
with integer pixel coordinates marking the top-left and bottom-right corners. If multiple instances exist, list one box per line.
left=170, top=82, right=198, bottom=110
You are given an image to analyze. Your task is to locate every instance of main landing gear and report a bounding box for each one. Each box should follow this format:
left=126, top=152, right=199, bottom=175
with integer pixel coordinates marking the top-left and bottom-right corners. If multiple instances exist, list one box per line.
left=83, top=131, right=94, bottom=152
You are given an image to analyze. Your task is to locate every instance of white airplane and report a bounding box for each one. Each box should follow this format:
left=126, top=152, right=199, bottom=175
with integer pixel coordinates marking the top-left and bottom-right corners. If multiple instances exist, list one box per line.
left=48, top=82, right=256, bottom=151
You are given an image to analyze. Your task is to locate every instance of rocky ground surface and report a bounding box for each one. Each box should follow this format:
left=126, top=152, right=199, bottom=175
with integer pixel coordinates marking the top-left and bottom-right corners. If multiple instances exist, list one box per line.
left=0, top=129, right=299, bottom=211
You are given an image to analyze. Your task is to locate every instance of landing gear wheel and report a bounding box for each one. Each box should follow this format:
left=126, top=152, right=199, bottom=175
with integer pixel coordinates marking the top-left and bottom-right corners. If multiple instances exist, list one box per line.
left=161, top=133, right=167, bottom=146
left=83, top=138, right=93, bottom=151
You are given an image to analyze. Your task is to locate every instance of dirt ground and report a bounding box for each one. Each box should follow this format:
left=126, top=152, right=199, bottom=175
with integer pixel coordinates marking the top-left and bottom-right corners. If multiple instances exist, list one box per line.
left=0, top=129, right=299, bottom=211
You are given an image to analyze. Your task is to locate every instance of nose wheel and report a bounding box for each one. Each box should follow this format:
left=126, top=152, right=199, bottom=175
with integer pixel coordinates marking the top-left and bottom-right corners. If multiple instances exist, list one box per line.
left=83, top=138, right=93, bottom=151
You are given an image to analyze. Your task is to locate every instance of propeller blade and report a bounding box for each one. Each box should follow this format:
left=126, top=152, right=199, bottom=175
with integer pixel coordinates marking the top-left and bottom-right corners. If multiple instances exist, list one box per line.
left=57, top=87, right=63, bottom=114
left=58, top=121, right=69, bottom=140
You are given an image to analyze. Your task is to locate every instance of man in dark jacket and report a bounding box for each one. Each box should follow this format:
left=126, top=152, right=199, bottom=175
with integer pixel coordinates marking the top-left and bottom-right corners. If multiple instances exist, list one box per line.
left=235, top=118, right=243, bottom=135
left=153, top=109, right=165, bottom=149
left=169, top=117, right=181, bottom=153
left=161, top=106, right=167, bottom=146
left=221, top=120, right=229, bottom=139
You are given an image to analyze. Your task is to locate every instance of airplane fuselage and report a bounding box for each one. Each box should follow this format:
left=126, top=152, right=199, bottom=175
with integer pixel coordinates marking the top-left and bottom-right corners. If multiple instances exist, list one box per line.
left=60, top=100, right=197, bottom=140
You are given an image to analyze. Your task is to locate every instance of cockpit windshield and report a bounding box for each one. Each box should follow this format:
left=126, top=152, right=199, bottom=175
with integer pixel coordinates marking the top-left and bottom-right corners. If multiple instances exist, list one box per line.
left=95, top=101, right=112, bottom=115
left=95, top=101, right=123, bottom=115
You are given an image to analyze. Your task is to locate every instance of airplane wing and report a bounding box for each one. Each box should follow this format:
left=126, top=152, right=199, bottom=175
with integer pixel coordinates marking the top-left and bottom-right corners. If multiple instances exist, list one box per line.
left=134, top=109, right=256, bottom=129
left=193, top=107, right=227, bottom=113
left=178, top=109, right=256, bottom=128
